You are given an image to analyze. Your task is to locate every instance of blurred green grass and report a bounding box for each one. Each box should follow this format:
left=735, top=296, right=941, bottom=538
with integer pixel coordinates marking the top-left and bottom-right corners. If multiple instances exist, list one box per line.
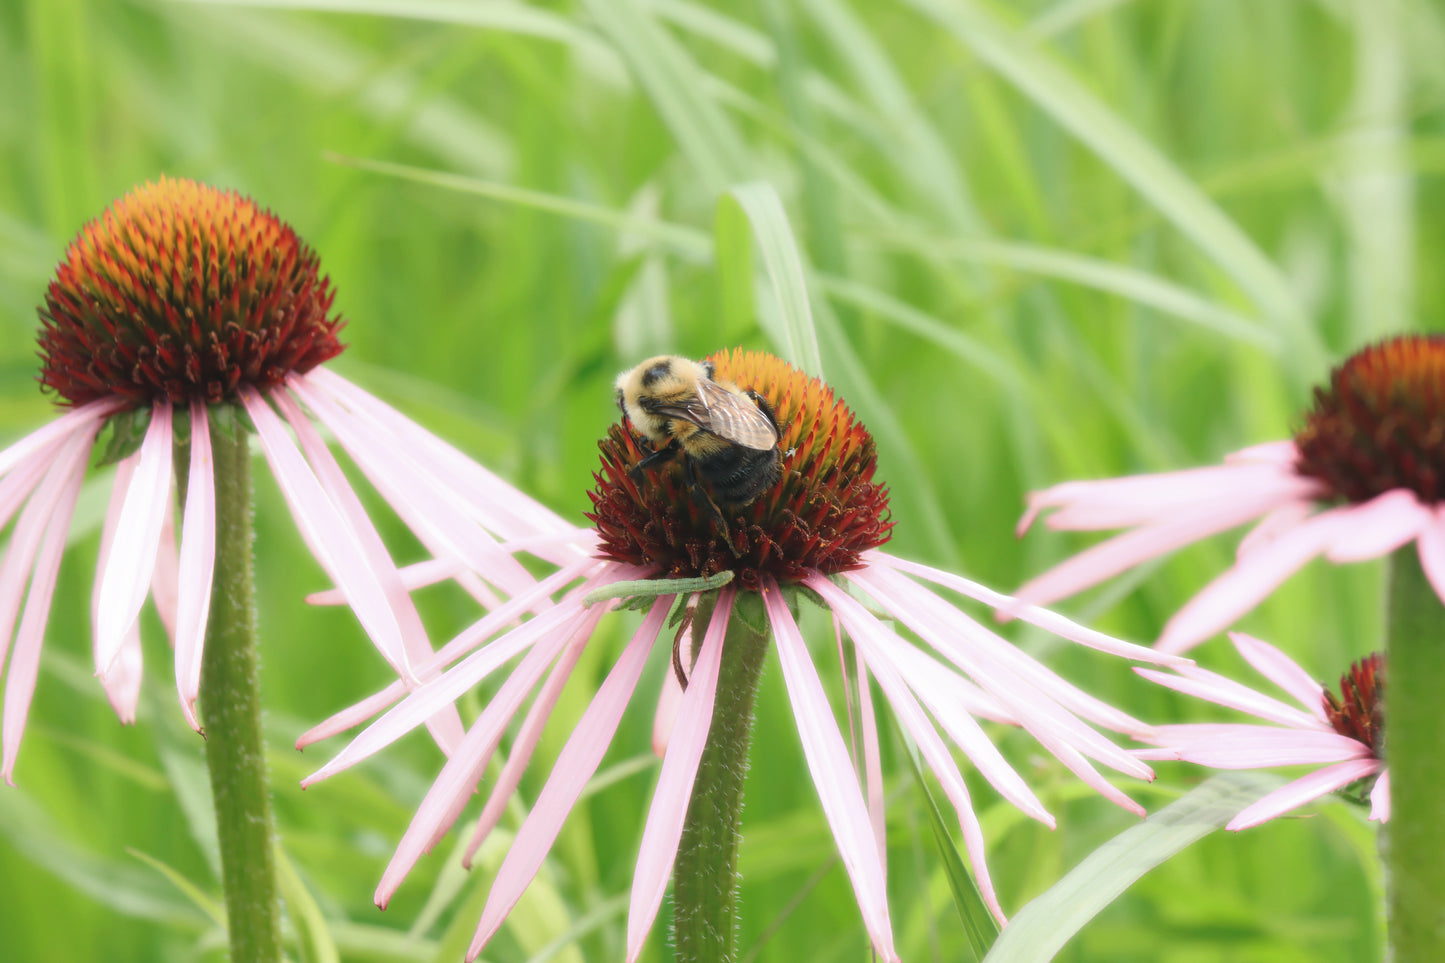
left=2, top=0, right=1438, bottom=959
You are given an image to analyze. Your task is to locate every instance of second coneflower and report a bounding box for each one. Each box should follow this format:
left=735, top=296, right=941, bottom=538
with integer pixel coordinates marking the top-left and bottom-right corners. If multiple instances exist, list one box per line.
left=303, top=348, right=1183, bottom=962
left=1017, top=334, right=1445, bottom=653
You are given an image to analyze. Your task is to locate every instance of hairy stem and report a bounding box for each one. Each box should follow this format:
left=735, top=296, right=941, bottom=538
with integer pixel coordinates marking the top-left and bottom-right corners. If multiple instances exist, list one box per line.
left=1385, top=549, right=1445, bottom=962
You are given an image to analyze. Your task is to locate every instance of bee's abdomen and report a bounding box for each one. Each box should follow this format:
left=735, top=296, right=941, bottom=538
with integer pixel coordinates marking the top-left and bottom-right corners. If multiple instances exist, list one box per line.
left=694, top=445, right=782, bottom=507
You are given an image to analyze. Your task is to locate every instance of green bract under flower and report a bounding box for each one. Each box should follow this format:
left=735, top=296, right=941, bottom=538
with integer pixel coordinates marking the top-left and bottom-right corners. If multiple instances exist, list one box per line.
left=38, top=176, right=344, bottom=407
left=1294, top=334, right=1445, bottom=505
left=588, top=348, right=893, bottom=588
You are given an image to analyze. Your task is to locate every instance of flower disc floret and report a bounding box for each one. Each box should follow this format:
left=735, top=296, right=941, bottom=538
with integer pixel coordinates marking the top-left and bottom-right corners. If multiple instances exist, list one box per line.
left=1294, top=335, right=1445, bottom=504
left=38, top=176, right=344, bottom=406
left=588, top=349, right=892, bottom=588
left=1323, top=653, right=1384, bottom=755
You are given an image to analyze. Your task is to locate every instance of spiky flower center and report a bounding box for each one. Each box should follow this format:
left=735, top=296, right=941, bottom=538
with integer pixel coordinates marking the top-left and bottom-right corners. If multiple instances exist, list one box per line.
left=588, top=349, right=893, bottom=589
left=1293, top=335, right=1445, bottom=504
left=1322, top=653, right=1384, bottom=757
left=38, top=177, right=344, bottom=406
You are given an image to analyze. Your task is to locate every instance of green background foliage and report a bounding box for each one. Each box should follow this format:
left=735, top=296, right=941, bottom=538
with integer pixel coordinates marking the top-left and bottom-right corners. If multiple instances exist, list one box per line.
left=1, top=0, right=1436, bottom=959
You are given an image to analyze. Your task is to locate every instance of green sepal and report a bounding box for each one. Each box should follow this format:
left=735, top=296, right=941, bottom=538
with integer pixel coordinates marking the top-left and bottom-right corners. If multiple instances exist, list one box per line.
left=92, top=406, right=152, bottom=467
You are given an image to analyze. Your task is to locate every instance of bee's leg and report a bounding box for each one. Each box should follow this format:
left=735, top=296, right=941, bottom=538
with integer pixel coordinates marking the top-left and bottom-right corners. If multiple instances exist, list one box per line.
left=629, top=439, right=680, bottom=486
left=683, top=457, right=741, bottom=556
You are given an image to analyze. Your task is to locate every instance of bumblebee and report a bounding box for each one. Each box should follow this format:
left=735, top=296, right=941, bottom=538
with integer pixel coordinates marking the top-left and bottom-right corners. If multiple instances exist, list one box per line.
left=615, top=355, right=783, bottom=528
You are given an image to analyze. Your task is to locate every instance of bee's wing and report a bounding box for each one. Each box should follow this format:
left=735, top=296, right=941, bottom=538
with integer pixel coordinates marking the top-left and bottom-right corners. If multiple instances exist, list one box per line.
left=689, top=379, right=779, bottom=450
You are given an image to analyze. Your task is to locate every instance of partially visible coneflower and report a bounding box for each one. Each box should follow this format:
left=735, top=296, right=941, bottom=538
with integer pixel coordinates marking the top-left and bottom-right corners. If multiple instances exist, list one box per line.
left=1136, top=633, right=1387, bottom=829
left=2, top=178, right=568, bottom=962
left=303, top=348, right=1183, bottom=962
left=1017, top=335, right=1445, bottom=653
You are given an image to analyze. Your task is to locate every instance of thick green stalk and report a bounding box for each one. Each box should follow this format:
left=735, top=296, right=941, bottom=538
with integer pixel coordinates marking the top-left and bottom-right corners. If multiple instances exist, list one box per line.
left=181, top=418, right=283, bottom=963
left=672, top=592, right=771, bottom=963
left=1385, top=549, right=1445, bottom=962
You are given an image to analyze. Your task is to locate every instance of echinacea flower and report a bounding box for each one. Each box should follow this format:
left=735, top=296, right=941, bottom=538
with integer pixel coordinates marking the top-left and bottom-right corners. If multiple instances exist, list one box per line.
left=302, top=348, right=1183, bottom=962
left=1136, top=632, right=1386, bottom=829
left=1017, top=334, right=1445, bottom=653
left=0, top=177, right=565, bottom=780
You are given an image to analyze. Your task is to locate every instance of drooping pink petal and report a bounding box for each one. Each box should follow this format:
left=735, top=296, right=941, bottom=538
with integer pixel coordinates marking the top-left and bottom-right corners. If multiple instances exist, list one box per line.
left=149, top=495, right=179, bottom=643
left=272, top=387, right=463, bottom=750
left=2, top=430, right=92, bottom=783
left=627, top=587, right=734, bottom=961
left=1145, top=724, right=1370, bottom=767
left=289, top=374, right=544, bottom=603
left=462, top=623, right=592, bottom=867
left=95, top=401, right=173, bottom=678
left=0, top=434, right=68, bottom=537
left=1157, top=507, right=1349, bottom=653
left=761, top=578, right=898, bottom=962
left=0, top=399, right=119, bottom=480
left=808, top=576, right=1005, bottom=923
left=468, top=598, right=669, bottom=960
left=1021, top=463, right=1314, bottom=534
left=308, top=558, right=466, bottom=604
left=1227, top=633, right=1327, bottom=719
left=1134, top=666, right=1322, bottom=731
left=296, top=559, right=606, bottom=750
left=173, top=399, right=215, bottom=732
left=1370, top=769, right=1390, bottom=822
left=855, top=650, right=887, bottom=876
left=651, top=661, right=684, bottom=759
left=1224, top=440, right=1301, bottom=466
left=814, top=573, right=1051, bottom=824
left=241, top=386, right=412, bottom=679
left=1236, top=501, right=1315, bottom=559
left=373, top=603, right=611, bottom=907
left=305, top=594, right=609, bottom=785
left=1414, top=508, right=1445, bottom=604
left=99, top=623, right=144, bottom=724
left=1227, top=758, right=1383, bottom=830
left=1323, top=490, right=1432, bottom=563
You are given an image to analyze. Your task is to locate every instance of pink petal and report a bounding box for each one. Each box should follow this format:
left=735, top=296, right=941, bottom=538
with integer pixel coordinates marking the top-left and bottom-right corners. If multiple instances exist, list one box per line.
left=462, top=624, right=592, bottom=866
left=0, top=399, right=119, bottom=480
left=272, top=387, right=463, bottom=749
left=1224, top=440, right=1300, bottom=466
left=1228, top=758, right=1383, bottom=830
left=1227, top=633, right=1327, bottom=719
left=762, top=579, right=898, bottom=962
left=468, top=598, right=668, bottom=960
left=2, top=431, right=91, bottom=783
left=1134, top=667, right=1322, bottom=731
left=627, top=588, right=735, bottom=961
left=1157, top=507, right=1349, bottom=654
left=100, top=624, right=144, bottom=724
left=1370, top=769, right=1390, bottom=822
left=149, top=494, right=179, bottom=643
left=174, top=399, right=216, bottom=732
left=1323, top=490, right=1431, bottom=562
left=651, top=662, right=685, bottom=759
left=373, top=604, right=611, bottom=907
left=855, top=651, right=887, bottom=876
left=241, top=386, right=412, bottom=679
left=807, top=576, right=1005, bottom=923
left=1236, top=501, right=1314, bottom=559
left=95, top=401, right=173, bottom=677
left=305, top=594, right=607, bottom=785
left=1415, top=508, right=1445, bottom=604
left=815, top=574, right=1051, bottom=825
left=289, top=374, right=542, bottom=601
left=1147, top=724, right=1370, bottom=767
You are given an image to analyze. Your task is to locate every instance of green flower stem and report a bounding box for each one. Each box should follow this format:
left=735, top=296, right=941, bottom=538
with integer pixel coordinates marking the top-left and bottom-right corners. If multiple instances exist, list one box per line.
left=178, top=417, right=283, bottom=963
left=672, top=592, right=771, bottom=963
left=1386, top=548, right=1445, bottom=962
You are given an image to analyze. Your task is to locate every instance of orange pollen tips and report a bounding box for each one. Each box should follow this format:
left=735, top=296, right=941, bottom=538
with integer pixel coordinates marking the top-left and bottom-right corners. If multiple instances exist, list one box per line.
left=1293, top=335, right=1445, bottom=504
left=588, top=349, right=893, bottom=589
left=37, top=177, right=344, bottom=407
left=1322, top=653, right=1384, bottom=758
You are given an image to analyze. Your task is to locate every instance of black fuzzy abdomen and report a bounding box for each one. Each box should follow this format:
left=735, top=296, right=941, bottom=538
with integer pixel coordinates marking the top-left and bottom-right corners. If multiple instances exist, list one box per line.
left=693, top=444, right=782, bottom=508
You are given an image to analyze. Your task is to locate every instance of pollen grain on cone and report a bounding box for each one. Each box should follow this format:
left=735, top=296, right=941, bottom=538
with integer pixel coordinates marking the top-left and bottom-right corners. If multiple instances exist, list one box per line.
left=588, top=348, right=893, bottom=588
left=38, top=176, right=344, bottom=407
